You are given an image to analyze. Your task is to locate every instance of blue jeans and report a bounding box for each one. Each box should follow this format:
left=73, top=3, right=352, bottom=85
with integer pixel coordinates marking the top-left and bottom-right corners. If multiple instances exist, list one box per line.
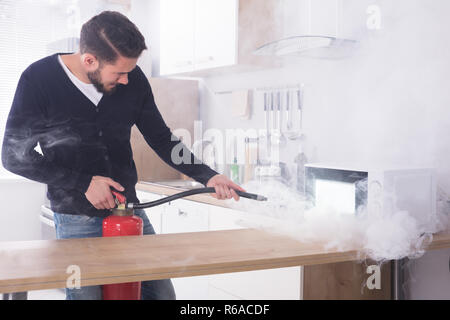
left=53, top=209, right=176, bottom=300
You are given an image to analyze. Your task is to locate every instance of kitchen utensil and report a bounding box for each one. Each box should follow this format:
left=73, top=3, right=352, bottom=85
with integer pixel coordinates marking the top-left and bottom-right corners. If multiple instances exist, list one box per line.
left=277, top=91, right=287, bottom=148
left=297, top=88, right=303, bottom=131
left=269, top=91, right=286, bottom=149
left=288, top=88, right=303, bottom=140
left=258, top=92, right=270, bottom=165
left=264, top=91, right=270, bottom=136
left=271, top=91, right=276, bottom=133
left=286, top=90, right=292, bottom=131
left=244, top=137, right=258, bottom=183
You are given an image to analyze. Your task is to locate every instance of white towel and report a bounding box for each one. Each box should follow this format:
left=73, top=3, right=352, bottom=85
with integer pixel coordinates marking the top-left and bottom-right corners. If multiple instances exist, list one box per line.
left=231, top=90, right=250, bottom=119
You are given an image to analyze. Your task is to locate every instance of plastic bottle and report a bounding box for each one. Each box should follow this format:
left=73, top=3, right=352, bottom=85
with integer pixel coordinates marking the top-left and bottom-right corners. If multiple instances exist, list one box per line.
left=294, top=145, right=307, bottom=194
left=230, top=157, right=240, bottom=184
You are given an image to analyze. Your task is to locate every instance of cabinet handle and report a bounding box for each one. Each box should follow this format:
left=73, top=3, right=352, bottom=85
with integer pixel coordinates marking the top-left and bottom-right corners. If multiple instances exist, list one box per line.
left=194, top=56, right=214, bottom=64
left=174, top=60, right=193, bottom=67
left=178, top=209, right=188, bottom=217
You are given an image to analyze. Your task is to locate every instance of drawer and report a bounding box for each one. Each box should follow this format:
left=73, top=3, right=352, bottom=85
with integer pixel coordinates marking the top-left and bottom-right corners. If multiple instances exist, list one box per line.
left=161, top=199, right=209, bottom=234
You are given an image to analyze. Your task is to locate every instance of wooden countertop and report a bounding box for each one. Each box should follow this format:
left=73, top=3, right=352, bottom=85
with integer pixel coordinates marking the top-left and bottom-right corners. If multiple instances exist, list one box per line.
left=1, top=228, right=450, bottom=294
left=136, top=181, right=232, bottom=208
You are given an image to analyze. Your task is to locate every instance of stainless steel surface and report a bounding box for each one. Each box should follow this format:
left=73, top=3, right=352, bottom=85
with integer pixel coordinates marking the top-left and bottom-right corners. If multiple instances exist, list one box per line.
left=391, top=259, right=406, bottom=300
left=140, top=180, right=204, bottom=190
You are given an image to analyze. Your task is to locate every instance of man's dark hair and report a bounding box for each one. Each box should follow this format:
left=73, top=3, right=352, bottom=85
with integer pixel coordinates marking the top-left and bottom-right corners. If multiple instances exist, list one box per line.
left=79, top=11, right=147, bottom=64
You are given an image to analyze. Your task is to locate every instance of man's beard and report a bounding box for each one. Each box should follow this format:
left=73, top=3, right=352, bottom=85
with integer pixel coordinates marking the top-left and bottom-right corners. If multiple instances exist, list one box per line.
left=87, top=68, right=117, bottom=96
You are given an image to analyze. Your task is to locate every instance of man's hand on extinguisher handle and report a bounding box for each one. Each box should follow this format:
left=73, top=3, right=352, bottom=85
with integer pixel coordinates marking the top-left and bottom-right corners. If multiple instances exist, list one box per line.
left=85, top=175, right=124, bottom=210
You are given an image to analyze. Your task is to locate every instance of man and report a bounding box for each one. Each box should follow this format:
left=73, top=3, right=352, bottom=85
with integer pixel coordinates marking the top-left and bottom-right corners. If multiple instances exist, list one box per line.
left=1, top=11, right=244, bottom=300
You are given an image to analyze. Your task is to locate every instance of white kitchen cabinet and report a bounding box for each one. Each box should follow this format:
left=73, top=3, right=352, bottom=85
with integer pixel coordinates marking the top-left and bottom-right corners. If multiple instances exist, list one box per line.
left=193, top=0, right=237, bottom=70
left=172, top=274, right=211, bottom=300
left=158, top=0, right=283, bottom=76
left=208, top=284, right=241, bottom=300
left=160, top=198, right=210, bottom=300
left=160, top=0, right=196, bottom=75
left=208, top=206, right=302, bottom=300
left=209, top=267, right=302, bottom=300
left=135, top=190, right=163, bottom=234
left=209, top=205, right=286, bottom=232
left=161, top=198, right=210, bottom=234
left=209, top=205, right=246, bottom=231
left=160, top=0, right=238, bottom=75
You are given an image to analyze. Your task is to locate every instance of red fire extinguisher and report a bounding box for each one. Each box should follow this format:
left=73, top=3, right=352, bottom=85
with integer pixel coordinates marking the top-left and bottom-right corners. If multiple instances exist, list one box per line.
left=100, top=187, right=268, bottom=300
left=102, top=191, right=143, bottom=300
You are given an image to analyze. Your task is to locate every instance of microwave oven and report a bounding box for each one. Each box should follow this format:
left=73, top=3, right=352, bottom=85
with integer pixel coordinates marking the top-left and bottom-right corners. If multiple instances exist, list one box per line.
left=304, top=163, right=437, bottom=233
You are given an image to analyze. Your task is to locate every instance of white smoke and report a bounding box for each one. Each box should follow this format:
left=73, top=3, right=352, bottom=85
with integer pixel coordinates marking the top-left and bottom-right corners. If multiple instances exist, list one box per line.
left=227, top=180, right=449, bottom=262
left=218, top=0, right=450, bottom=263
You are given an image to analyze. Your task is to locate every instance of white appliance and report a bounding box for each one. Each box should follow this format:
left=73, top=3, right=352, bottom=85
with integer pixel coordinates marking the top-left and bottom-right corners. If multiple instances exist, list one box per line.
left=304, top=163, right=437, bottom=233
left=40, top=204, right=56, bottom=240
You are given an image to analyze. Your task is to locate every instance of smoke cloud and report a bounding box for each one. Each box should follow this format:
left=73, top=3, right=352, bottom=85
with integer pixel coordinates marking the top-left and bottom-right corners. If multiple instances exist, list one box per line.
left=222, top=0, right=450, bottom=263
left=228, top=180, right=449, bottom=262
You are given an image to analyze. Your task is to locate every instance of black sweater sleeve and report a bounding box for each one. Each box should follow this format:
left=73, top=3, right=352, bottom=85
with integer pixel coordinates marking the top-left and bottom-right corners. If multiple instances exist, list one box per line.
left=1, top=72, right=92, bottom=192
left=135, top=80, right=218, bottom=186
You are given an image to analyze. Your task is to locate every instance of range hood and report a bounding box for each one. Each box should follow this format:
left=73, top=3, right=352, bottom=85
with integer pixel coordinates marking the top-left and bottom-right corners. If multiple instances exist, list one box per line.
left=253, top=35, right=358, bottom=60
left=253, top=0, right=359, bottom=59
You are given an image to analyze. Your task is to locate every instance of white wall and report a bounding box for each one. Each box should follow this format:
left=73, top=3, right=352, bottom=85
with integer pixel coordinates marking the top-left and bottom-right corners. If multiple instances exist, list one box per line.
left=0, top=178, right=46, bottom=241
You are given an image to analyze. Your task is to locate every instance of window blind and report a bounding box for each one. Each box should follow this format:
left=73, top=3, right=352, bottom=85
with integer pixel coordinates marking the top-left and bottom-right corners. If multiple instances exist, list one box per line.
left=0, top=0, right=129, bottom=177
left=0, top=0, right=63, bottom=177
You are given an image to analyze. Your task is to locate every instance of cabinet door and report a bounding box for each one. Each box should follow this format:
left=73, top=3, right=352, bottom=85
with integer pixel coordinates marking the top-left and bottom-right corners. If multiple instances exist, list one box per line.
left=160, top=199, right=210, bottom=300
left=208, top=206, right=302, bottom=300
left=208, top=284, right=241, bottom=300
left=194, top=0, right=237, bottom=70
left=135, top=191, right=163, bottom=234
left=209, top=267, right=302, bottom=300
left=209, top=206, right=246, bottom=231
left=172, top=274, right=211, bottom=300
left=161, top=199, right=209, bottom=234
left=160, top=0, right=195, bottom=75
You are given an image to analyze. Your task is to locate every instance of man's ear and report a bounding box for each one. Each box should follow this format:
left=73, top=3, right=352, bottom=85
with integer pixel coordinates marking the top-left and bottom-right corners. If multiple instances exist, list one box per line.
left=81, top=53, right=99, bottom=71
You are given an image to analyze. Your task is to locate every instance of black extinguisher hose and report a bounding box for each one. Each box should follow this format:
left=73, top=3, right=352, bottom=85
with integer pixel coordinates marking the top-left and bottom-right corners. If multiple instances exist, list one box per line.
left=127, top=187, right=267, bottom=209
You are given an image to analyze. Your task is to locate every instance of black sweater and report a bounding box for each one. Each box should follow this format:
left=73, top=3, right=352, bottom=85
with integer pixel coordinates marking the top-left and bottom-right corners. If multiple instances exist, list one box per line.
left=1, top=53, right=218, bottom=217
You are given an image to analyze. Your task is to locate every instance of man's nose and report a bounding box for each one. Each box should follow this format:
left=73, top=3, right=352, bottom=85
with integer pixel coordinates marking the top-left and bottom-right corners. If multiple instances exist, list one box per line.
left=117, top=74, right=128, bottom=85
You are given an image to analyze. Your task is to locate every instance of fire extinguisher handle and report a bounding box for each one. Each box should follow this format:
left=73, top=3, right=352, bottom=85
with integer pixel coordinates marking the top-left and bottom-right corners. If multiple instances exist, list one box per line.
left=111, top=190, right=127, bottom=205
